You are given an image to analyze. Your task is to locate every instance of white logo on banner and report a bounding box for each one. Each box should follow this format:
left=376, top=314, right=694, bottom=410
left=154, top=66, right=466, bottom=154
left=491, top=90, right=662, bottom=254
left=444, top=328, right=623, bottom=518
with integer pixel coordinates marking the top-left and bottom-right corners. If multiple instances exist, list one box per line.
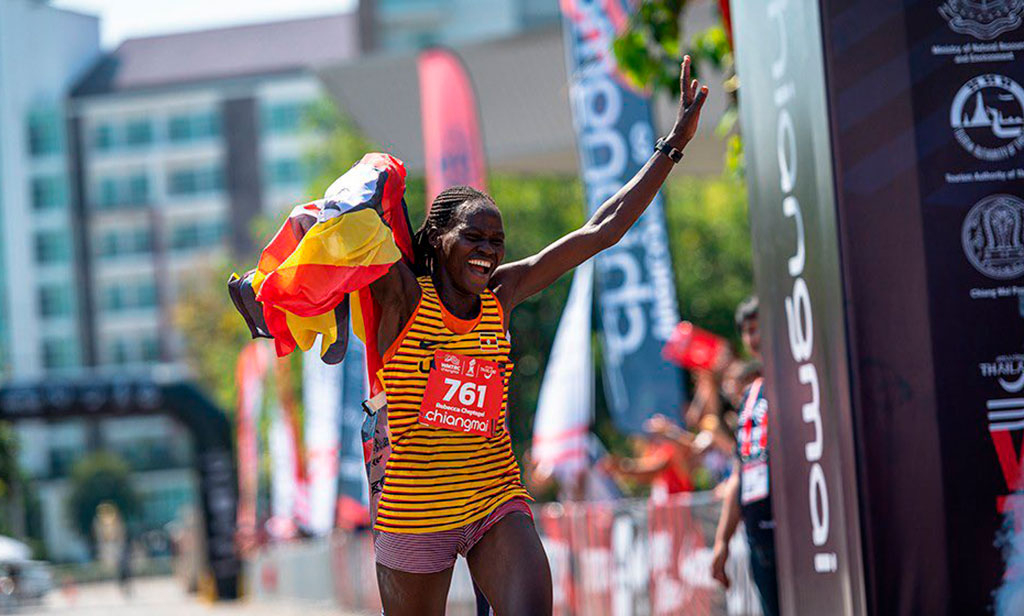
left=950, top=74, right=1024, bottom=161
left=962, top=194, right=1024, bottom=279
left=980, top=353, right=1024, bottom=392
left=940, top=0, right=1024, bottom=40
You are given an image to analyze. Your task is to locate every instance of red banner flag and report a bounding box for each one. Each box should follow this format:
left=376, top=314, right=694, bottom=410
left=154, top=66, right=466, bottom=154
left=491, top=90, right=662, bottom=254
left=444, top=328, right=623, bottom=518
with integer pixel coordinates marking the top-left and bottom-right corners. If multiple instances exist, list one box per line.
left=417, top=48, right=488, bottom=207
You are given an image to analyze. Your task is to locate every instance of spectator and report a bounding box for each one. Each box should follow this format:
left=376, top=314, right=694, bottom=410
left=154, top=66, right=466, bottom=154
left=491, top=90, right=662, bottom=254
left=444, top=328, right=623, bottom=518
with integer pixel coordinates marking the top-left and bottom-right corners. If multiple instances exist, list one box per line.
left=711, top=296, right=780, bottom=616
left=602, top=419, right=696, bottom=502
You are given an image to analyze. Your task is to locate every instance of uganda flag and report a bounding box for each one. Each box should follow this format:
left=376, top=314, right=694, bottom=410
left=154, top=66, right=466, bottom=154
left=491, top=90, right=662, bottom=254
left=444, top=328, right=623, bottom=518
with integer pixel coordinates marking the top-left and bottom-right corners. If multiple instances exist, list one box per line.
left=240, top=153, right=409, bottom=358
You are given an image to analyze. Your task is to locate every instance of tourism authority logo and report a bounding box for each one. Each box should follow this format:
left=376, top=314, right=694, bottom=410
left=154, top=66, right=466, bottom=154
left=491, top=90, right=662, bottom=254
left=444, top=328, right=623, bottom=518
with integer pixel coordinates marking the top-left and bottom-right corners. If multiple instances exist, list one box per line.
left=940, top=0, right=1024, bottom=40
left=950, top=74, right=1024, bottom=161
left=962, top=194, right=1024, bottom=280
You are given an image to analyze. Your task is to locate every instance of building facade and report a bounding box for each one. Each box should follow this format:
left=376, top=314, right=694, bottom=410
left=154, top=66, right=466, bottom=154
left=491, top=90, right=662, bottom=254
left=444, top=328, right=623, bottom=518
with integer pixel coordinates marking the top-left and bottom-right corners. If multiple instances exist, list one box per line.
left=0, top=0, right=100, bottom=379
left=372, top=0, right=560, bottom=51
left=7, top=10, right=360, bottom=563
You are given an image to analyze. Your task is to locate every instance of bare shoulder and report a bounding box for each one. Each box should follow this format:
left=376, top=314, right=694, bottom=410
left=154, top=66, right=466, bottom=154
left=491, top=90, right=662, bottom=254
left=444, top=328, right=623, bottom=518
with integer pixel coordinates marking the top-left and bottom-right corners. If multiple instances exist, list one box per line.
left=370, top=261, right=421, bottom=312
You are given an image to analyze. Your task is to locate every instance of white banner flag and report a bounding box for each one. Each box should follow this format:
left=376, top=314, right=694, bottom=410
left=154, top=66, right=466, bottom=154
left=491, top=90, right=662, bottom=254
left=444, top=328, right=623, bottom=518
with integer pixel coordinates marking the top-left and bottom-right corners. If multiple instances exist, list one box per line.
left=303, top=347, right=342, bottom=537
left=532, top=260, right=594, bottom=482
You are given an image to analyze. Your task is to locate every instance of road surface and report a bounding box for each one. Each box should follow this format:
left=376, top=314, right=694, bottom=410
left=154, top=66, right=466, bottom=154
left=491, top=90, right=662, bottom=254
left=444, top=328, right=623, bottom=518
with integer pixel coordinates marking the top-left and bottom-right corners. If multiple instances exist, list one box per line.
left=23, top=575, right=371, bottom=616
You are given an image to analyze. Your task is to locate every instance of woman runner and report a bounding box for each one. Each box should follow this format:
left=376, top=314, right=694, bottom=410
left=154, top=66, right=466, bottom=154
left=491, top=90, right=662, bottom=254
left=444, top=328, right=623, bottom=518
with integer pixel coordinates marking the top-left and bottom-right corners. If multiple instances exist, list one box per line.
left=370, top=57, right=707, bottom=615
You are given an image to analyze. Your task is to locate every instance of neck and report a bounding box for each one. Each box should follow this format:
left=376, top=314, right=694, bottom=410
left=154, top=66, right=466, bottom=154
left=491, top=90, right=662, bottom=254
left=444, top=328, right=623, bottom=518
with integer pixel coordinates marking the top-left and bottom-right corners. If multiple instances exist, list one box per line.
left=431, top=269, right=481, bottom=319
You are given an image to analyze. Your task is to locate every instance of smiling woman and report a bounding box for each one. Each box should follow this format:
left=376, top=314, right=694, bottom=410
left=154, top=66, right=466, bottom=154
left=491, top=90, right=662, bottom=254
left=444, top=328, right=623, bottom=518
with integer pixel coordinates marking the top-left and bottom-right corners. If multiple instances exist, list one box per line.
left=363, top=56, right=708, bottom=616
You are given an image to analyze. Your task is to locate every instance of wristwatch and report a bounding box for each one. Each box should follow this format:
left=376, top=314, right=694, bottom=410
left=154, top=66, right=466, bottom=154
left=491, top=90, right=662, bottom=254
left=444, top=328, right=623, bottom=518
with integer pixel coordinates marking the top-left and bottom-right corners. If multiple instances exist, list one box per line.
left=654, top=137, right=684, bottom=163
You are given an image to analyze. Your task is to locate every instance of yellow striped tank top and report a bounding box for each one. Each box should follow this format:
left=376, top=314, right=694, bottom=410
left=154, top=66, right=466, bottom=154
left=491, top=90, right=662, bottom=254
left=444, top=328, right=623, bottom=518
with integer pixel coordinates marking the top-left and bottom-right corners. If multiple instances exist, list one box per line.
left=376, top=276, right=530, bottom=533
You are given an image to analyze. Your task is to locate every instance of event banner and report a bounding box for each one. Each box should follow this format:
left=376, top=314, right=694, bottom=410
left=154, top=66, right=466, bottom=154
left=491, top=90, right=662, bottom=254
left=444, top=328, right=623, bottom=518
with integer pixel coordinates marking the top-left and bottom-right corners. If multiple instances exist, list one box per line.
left=302, top=348, right=342, bottom=536
left=559, top=0, right=685, bottom=432
left=336, top=330, right=370, bottom=506
left=533, top=260, right=594, bottom=479
left=417, top=48, right=488, bottom=206
left=737, top=0, right=1024, bottom=613
left=235, top=342, right=269, bottom=541
left=732, top=1, right=867, bottom=614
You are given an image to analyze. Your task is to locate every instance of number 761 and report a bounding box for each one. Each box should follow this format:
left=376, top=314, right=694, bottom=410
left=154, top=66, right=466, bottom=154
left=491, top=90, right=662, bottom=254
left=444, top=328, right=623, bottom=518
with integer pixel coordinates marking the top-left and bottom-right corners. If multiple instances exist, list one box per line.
left=443, top=378, right=487, bottom=408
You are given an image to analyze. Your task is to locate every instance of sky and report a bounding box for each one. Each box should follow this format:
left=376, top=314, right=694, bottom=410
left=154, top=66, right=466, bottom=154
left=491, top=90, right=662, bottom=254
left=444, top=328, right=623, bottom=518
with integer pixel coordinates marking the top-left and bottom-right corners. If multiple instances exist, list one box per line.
left=52, top=0, right=358, bottom=48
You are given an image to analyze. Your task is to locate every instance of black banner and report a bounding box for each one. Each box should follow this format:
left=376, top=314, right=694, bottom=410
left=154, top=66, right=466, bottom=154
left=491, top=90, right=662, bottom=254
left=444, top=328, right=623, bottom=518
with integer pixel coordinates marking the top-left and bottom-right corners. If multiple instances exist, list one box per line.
left=737, top=0, right=1024, bottom=613
left=732, top=0, right=868, bottom=614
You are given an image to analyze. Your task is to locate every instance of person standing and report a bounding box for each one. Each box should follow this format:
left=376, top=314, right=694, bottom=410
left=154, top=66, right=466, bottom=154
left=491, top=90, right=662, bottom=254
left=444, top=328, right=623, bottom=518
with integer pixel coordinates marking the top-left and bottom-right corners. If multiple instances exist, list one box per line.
left=711, top=296, right=780, bottom=616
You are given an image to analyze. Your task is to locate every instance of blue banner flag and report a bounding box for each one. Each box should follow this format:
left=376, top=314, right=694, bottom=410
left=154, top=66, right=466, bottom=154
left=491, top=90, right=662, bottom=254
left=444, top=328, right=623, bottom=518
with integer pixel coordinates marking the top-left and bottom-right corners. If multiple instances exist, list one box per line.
left=559, top=0, right=685, bottom=431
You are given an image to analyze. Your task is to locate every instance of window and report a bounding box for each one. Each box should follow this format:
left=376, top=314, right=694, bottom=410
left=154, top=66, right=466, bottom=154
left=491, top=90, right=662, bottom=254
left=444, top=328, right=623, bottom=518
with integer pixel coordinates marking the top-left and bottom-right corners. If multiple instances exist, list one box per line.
left=93, top=173, right=149, bottom=210
left=124, top=120, right=153, bottom=147
left=127, top=174, right=149, bottom=205
left=27, top=111, right=61, bottom=157
left=262, top=102, right=309, bottom=135
left=107, top=338, right=130, bottom=365
left=265, top=158, right=305, bottom=186
left=42, top=338, right=77, bottom=370
left=31, top=176, right=66, bottom=210
left=93, top=123, right=114, bottom=151
left=101, top=281, right=159, bottom=312
left=141, top=336, right=161, bottom=362
left=167, top=165, right=223, bottom=197
left=170, top=220, right=226, bottom=251
left=34, top=231, right=71, bottom=264
left=38, top=284, right=73, bottom=318
left=168, top=111, right=221, bottom=143
left=96, top=227, right=152, bottom=259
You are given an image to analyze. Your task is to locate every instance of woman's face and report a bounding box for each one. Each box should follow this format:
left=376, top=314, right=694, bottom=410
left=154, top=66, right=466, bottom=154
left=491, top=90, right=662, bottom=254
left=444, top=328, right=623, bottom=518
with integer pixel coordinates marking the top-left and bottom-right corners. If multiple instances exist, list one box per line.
left=435, top=200, right=506, bottom=296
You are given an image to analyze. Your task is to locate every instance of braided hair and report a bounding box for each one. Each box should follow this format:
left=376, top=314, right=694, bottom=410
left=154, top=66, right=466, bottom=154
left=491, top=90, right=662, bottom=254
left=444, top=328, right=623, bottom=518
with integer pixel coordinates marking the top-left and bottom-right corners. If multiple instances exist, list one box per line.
left=412, top=185, right=495, bottom=276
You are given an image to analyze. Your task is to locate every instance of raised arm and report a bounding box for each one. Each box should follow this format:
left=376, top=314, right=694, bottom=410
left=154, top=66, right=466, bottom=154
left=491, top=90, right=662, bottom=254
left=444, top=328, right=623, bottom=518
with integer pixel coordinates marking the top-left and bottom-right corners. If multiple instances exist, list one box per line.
left=492, top=56, right=708, bottom=310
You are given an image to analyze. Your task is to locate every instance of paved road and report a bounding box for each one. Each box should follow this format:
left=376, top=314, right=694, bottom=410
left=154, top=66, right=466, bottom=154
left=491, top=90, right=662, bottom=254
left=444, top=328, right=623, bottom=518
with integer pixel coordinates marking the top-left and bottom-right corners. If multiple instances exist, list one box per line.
left=21, top=576, right=370, bottom=616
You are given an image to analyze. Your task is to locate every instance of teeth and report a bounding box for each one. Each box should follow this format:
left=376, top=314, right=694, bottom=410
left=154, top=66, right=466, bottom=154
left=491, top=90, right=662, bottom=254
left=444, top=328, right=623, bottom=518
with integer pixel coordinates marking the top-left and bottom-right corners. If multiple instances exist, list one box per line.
left=468, top=259, right=490, bottom=269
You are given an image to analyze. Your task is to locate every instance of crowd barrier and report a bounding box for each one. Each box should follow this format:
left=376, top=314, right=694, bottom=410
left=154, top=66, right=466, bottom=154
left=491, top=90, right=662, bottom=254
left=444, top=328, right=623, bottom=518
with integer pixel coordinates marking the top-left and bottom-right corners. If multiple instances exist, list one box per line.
left=249, top=492, right=764, bottom=615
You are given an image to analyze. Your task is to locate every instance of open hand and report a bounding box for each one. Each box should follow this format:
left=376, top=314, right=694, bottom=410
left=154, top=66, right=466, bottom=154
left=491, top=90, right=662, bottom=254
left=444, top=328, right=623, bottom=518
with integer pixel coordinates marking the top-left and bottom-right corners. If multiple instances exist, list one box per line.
left=667, top=55, right=709, bottom=149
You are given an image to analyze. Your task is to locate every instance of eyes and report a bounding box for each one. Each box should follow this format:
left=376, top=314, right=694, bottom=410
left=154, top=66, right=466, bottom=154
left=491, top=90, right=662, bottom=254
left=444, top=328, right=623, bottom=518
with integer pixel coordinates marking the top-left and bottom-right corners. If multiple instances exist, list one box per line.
left=463, top=231, right=504, bottom=247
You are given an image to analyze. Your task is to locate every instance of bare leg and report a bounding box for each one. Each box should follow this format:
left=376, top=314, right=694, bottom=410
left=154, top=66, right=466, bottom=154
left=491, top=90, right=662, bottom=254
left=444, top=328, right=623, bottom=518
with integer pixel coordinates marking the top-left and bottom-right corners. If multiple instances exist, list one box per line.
left=376, top=563, right=453, bottom=616
left=467, top=512, right=552, bottom=616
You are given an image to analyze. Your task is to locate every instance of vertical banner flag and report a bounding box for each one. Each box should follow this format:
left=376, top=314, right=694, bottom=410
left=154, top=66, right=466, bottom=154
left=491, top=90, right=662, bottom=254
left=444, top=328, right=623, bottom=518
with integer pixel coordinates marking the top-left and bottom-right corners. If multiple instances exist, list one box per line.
left=559, top=0, right=685, bottom=431
left=267, top=404, right=299, bottom=539
left=235, top=342, right=270, bottom=542
left=532, top=260, right=594, bottom=481
left=302, top=346, right=342, bottom=537
left=337, top=326, right=370, bottom=509
left=417, top=48, right=488, bottom=205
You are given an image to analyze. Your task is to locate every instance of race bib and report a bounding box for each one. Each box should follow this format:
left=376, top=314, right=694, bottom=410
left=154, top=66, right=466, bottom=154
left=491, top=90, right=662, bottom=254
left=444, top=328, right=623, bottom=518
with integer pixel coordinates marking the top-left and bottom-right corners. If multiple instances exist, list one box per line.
left=419, top=350, right=503, bottom=437
left=741, top=460, right=769, bottom=505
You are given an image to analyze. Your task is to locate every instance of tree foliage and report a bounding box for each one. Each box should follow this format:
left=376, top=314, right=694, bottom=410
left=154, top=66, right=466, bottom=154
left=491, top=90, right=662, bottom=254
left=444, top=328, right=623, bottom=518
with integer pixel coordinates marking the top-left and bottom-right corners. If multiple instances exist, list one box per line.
left=612, top=0, right=743, bottom=177
left=66, top=452, right=139, bottom=544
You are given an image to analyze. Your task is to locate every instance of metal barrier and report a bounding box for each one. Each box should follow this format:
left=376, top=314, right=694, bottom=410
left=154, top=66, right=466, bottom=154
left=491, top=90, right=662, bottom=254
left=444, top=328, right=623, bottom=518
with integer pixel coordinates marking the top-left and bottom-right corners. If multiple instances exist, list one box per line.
left=249, top=492, right=764, bottom=615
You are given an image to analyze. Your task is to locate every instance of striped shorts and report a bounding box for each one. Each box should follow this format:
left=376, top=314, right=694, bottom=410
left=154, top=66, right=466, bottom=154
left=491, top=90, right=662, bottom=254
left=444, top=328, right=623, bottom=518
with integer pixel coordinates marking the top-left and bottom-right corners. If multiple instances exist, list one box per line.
left=374, top=498, right=533, bottom=574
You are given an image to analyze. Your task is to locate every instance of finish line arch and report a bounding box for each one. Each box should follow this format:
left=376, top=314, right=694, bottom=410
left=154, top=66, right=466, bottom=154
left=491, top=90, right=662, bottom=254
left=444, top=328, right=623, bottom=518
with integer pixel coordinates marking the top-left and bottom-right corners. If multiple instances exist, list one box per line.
left=0, top=374, right=239, bottom=600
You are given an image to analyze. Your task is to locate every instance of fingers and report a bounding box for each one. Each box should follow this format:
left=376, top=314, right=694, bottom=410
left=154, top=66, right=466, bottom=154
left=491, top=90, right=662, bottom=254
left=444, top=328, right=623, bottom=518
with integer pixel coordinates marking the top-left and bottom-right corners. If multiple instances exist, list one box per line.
left=692, top=85, right=709, bottom=112
left=681, top=55, right=692, bottom=104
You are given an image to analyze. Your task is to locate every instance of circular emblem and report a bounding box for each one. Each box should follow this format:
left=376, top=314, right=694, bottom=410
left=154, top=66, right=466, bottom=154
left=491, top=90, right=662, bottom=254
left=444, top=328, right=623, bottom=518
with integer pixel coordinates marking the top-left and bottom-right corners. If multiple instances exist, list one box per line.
left=940, top=0, right=1024, bottom=40
left=950, top=74, right=1024, bottom=161
left=962, top=193, right=1024, bottom=280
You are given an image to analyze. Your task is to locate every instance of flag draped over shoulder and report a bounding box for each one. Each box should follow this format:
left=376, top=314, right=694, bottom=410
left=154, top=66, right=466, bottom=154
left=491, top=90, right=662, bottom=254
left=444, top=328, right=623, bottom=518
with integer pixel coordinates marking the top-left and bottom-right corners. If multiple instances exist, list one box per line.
left=241, top=153, right=410, bottom=359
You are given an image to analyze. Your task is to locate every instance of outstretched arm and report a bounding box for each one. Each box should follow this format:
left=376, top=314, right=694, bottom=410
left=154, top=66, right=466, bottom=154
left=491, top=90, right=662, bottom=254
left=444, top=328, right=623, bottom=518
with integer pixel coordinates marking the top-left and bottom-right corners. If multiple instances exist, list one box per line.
left=492, top=56, right=708, bottom=310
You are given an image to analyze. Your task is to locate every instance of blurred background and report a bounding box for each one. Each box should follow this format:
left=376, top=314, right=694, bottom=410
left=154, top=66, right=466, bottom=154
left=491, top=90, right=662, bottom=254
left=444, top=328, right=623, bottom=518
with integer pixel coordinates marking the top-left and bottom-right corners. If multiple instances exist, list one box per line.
left=0, top=0, right=753, bottom=613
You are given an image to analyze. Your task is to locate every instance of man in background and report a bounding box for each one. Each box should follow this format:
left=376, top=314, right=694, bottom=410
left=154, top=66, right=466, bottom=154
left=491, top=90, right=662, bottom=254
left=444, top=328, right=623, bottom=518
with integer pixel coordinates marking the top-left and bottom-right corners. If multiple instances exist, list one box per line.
left=711, top=296, right=780, bottom=616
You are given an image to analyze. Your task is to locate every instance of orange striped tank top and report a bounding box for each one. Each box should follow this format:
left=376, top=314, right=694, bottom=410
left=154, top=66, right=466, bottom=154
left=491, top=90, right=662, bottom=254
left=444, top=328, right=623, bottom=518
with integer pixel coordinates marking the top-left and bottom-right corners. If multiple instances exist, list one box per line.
left=376, top=276, right=530, bottom=533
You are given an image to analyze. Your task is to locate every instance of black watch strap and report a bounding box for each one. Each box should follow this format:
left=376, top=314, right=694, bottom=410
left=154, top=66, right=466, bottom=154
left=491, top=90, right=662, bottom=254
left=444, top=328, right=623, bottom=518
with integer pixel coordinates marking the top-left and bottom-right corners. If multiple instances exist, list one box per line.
left=654, top=137, right=684, bottom=163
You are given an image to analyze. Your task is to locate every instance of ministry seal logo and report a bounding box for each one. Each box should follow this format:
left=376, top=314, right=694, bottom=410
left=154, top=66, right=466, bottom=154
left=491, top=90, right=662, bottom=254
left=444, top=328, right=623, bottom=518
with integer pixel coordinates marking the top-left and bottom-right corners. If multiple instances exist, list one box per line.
left=940, top=0, right=1024, bottom=40
left=950, top=74, right=1024, bottom=161
left=962, top=194, right=1024, bottom=280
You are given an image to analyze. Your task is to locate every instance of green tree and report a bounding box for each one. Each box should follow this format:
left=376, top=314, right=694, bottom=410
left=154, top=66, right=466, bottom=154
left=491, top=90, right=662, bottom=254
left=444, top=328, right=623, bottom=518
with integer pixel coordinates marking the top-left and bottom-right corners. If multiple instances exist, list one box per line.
left=613, top=0, right=743, bottom=177
left=66, top=452, right=139, bottom=547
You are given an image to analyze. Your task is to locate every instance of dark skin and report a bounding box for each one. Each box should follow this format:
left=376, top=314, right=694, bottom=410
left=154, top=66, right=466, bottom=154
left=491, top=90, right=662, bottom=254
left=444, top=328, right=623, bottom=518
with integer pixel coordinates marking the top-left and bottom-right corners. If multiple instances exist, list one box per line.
left=371, top=57, right=708, bottom=616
